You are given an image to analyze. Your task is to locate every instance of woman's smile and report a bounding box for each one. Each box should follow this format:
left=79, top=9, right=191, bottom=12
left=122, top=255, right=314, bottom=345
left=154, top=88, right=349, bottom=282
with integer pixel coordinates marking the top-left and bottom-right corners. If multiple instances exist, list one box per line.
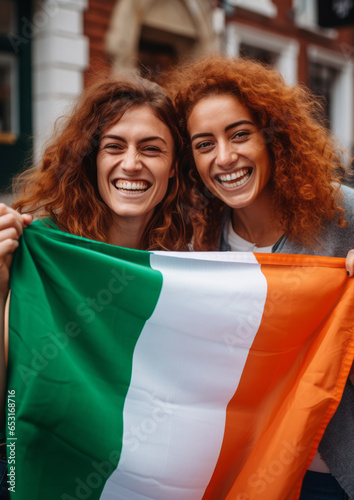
left=216, top=167, right=253, bottom=189
left=112, top=179, right=152, bottom=194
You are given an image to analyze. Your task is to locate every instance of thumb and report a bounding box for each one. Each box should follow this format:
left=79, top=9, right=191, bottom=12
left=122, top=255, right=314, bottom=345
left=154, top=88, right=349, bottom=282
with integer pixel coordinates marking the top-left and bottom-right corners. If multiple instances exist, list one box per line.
left=22, top=213, right=33, bottom=226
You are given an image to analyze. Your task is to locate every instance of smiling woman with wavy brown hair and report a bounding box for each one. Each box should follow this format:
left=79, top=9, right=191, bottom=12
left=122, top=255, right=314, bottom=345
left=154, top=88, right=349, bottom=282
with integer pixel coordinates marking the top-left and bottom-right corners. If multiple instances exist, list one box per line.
left=11, top=75, right=190, bottom=251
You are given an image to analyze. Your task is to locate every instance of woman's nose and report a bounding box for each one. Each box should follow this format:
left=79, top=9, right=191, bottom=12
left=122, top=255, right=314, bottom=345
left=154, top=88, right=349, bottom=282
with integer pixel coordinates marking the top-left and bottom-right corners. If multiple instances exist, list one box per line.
left=216, top=144, right=238, bottom=169
left=121, top=149, right=142, bottom=172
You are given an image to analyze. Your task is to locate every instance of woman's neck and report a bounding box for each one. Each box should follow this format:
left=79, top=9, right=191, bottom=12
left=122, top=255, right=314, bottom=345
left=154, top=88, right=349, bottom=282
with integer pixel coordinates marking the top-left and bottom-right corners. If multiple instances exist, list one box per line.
left=231, top=190, right=283, bottom=247
left=108, top=212, right=153, bottom=249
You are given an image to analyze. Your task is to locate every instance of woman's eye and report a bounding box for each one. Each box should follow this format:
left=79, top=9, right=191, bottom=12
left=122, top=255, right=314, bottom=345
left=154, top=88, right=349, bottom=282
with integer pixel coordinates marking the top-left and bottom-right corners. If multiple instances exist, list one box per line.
left=232, top=131, right=250, bottom=140
left=143, top=146, right=161, bottom=153
left=195, top=140, right=213, bottom=151
left=103, top=143, right=122, bottom=151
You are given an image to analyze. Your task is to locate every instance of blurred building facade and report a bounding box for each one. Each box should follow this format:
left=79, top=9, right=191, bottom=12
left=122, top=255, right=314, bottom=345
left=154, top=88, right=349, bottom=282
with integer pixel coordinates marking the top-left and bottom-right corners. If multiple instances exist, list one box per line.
left=1, top=0, right=354, bottom=194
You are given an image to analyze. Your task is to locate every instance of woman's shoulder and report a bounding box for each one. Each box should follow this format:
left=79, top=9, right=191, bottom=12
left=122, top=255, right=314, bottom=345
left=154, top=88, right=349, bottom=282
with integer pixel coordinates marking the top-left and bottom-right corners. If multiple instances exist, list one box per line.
left=321, top=184, right=354, bottom=256
left=340, top=184, right=354, bottom=209
left=30, top=217, right=59, bottom=230
left=336, top=184, right=354, bottom=226
left=277, top=184, right=354, bottom=257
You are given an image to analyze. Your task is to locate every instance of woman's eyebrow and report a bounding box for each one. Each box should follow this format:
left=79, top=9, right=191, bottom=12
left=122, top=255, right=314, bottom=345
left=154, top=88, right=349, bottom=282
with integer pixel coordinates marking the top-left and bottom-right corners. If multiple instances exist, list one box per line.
left=138, top=136, right=167, bottom=145
left=100, top=134, right=126, bottom=142
left=225, top=120, right=254, bottom=132
left=190, top=132, right=212, bottom=142
left=190, top=120, right=254, bottom=142
left=100, top=135, right=167, bottom=145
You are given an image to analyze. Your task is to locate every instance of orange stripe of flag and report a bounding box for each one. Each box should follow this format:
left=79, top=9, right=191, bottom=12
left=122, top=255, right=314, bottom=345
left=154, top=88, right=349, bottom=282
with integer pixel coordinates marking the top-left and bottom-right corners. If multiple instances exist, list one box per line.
left=203, top=254, right=354, bottom=500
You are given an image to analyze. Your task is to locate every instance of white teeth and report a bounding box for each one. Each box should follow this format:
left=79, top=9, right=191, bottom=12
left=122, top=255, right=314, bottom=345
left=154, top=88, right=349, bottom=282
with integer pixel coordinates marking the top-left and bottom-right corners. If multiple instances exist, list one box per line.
left=114, top=180, right=149, bottom=191
left=217, top=168, right=251, bottom=188
left=225, top=175, right=249, bottom=188
left=219, top=168, right=249, bottom=182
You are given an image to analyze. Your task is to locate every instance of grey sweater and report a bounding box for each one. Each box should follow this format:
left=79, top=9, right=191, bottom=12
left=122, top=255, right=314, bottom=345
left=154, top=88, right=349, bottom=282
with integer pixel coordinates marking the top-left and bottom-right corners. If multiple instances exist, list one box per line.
left=220, top=184, right=354, bottom=498
left=275, top=184, right=354, bottom=258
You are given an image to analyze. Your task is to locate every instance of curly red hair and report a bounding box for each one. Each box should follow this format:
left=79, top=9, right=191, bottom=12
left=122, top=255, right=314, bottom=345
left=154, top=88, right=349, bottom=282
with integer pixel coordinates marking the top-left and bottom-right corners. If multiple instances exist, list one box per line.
left=13, top=75, right=190, bottom=250
left=165, top=55, right=348, bottom=250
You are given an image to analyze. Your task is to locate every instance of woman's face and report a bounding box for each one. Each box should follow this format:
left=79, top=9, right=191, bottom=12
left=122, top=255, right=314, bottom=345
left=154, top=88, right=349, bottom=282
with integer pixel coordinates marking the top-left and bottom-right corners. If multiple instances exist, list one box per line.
left=187, top=94, right=272, bottom=210
left=97, top=105, right=175, bottom=226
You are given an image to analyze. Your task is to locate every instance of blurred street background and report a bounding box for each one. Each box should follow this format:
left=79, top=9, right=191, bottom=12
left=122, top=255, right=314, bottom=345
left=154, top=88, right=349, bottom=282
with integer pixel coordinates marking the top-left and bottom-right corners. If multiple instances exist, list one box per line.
left=1, top=0, right=354, bottom=203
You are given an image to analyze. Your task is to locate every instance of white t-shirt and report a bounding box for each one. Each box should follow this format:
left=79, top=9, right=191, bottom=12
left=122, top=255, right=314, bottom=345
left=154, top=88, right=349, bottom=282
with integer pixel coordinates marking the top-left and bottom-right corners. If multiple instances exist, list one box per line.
left=227, top=219, right=273, bottom=253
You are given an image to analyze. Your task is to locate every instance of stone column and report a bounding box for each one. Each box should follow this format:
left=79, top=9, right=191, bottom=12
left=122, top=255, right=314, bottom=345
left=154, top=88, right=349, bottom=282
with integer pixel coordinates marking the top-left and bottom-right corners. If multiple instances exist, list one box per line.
left=32, top=0, right=89, bottom=159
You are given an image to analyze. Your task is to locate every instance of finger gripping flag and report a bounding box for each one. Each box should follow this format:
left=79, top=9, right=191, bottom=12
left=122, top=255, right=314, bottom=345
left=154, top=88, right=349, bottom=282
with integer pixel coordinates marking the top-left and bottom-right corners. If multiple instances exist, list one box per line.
left=7, top=222, right=354, bottom=500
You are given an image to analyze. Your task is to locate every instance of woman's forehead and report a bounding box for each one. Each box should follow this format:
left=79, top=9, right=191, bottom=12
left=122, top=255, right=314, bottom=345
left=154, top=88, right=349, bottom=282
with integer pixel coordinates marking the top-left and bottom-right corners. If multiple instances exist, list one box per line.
left=101, top=105, right=175, bottom=144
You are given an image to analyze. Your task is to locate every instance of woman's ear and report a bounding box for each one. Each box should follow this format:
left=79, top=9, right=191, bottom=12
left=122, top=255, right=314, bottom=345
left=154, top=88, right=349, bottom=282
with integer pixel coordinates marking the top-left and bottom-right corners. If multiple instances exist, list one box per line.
left=169, top=161, right=176, bottom=179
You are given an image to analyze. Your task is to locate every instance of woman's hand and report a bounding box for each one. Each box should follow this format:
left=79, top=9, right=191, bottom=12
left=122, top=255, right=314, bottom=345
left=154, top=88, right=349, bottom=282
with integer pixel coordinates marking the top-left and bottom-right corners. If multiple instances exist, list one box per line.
left=0, top=204, right=32, bottom=299
left=345, top=249, right=354, bottom=278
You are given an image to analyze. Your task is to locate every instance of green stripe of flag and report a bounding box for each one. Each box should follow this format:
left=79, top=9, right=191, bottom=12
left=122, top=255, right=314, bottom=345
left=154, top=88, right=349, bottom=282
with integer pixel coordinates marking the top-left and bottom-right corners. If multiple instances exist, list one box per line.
left=8, top=221, right=163, bottom=499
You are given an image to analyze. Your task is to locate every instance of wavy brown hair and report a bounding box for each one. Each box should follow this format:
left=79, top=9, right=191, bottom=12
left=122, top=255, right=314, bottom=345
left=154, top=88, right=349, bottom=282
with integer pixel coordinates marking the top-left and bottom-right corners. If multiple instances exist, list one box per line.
left=165, top=55, right=349, bottom=250
left=13, top=75, right=190, bottom=250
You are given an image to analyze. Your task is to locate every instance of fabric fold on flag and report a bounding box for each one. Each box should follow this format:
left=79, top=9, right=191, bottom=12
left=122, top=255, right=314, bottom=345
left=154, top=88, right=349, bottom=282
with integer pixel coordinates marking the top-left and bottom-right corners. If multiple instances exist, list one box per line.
left=7, top=222, right=354, bottom=500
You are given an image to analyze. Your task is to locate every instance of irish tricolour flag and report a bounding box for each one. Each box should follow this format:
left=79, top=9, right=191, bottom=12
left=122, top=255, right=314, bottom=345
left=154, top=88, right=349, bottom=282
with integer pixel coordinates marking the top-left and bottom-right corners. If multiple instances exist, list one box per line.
left=7, top=222, right=354, bottom=499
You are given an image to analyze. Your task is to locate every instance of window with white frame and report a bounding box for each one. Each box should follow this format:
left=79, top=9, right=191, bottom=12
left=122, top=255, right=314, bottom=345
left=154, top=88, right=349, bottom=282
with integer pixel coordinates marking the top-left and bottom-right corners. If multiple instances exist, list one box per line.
left=225, top=24, right=299, bottom=85
left=0, top=0, right=32, bottom=192
left=293, top=0, right=337, bottom=36
left=293, top=0, right=317, bottom=27
left=307, top=45, right=353, bottom=152
left=308, top=62, right=339, bottom=127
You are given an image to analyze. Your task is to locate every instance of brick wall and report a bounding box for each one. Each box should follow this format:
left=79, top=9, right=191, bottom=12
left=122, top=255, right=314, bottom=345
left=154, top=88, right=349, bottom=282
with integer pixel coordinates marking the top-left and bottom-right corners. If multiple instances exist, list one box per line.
left=83, top=0, right=117, bottom=85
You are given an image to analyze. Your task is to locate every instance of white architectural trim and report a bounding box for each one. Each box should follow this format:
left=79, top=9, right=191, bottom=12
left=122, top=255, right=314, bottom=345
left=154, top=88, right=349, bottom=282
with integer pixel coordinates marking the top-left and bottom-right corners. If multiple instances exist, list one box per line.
left=307, top=45, right=354, bottom=151
left=212, top=7, right=225, bottom=35
left=292, top=0, right=337, bottom=38
left=225, top=23, right=299, bottom=85
left=228, top=0, right=277, bottom=18
left=32, top=0, right=89, bottom=158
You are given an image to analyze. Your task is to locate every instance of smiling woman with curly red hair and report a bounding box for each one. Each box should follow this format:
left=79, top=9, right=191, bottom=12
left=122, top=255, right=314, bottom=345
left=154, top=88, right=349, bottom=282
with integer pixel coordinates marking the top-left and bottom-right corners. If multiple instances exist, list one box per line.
left=166, top=55, right=350, bottom=252
left=165, top=54, right=354, bottom=500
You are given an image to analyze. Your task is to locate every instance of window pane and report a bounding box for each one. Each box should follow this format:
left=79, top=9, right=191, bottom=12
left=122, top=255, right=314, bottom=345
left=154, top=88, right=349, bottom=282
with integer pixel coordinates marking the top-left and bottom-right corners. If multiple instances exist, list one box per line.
left=0, top=0, right=16, bottom=35
left=308, top=61, right=338, bottom=127
left=0, top=54, right=16, bottom=136
left=240, top=43, right=278, bottom=66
